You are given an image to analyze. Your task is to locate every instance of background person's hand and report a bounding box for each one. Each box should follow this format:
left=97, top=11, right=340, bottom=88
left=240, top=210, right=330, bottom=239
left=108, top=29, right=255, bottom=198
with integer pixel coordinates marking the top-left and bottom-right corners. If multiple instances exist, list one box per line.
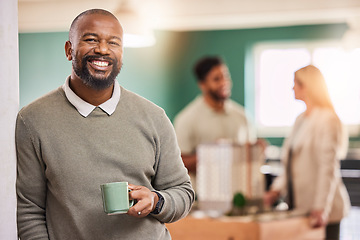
left=127, top=184, right=159, bottom=218
left=263, top=190, right=280, bottom=208
left=309, top=209, right=327, bottom=228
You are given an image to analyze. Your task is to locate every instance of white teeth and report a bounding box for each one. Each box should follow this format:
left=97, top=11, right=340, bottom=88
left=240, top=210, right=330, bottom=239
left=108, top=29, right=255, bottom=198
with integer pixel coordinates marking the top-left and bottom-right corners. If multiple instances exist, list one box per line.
left=92, top=61, right=109, bottom=67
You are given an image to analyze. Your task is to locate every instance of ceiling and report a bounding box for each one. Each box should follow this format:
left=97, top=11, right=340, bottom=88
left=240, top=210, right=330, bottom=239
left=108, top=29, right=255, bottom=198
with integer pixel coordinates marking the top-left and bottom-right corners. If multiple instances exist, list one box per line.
left=18, top=0, right=360, bottom=33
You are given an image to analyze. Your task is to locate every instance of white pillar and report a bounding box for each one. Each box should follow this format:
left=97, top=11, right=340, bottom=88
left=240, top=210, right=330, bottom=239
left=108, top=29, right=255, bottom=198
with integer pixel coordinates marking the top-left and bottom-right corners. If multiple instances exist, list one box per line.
left=0, top=0, right=19, bottom=239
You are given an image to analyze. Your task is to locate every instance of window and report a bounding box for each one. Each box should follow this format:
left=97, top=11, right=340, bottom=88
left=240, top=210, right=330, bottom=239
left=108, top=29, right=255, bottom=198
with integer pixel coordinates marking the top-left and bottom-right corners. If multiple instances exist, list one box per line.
left=250, top=41, right=360, bottom=137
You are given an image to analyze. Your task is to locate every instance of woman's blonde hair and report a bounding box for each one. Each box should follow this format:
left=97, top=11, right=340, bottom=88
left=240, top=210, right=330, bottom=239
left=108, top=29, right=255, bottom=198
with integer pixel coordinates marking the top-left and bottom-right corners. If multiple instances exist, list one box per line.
left=294, top=65, right=334, bottom=110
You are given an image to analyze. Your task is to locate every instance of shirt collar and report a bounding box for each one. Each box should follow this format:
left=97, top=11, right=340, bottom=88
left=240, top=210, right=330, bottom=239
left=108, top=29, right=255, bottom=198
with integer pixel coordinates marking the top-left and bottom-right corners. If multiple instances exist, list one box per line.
left=62, top=77, right=121, bottom=117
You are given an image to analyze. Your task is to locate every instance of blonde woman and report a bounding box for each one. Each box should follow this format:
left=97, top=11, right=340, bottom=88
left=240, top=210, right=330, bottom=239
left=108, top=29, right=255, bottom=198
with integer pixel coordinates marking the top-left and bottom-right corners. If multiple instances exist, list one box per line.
left=264, top=65, right=350, bottom=239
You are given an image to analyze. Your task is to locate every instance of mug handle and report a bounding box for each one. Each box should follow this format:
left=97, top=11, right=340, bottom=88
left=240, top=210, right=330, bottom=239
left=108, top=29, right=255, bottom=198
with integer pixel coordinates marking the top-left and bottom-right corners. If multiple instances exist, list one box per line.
left=128, top=189, right=135, bottom=207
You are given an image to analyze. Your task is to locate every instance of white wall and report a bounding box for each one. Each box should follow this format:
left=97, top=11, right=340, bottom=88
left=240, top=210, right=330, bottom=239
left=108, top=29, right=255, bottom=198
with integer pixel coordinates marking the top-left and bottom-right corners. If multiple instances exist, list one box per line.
left=0, top=0, right=19, bottom=239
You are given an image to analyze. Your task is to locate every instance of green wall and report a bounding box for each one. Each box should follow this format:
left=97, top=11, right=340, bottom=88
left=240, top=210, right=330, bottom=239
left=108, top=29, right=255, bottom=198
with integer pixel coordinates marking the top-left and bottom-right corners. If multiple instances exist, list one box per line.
left=19, top=23, right=354, bottom=145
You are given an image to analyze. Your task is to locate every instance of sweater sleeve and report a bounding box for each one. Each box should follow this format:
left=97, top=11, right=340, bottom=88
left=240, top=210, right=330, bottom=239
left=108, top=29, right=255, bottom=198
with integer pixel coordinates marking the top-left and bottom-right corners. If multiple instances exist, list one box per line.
left=312, top=114, right=343, bottom=217
left=150, top=110, right=195, bottom=223
left=16, top=113, right=49, bottom=240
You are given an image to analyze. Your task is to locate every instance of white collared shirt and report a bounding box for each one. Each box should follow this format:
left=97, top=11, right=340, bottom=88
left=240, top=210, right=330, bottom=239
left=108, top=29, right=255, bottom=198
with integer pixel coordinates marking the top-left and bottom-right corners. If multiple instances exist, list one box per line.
left=62, top=77, right=121, bottom=117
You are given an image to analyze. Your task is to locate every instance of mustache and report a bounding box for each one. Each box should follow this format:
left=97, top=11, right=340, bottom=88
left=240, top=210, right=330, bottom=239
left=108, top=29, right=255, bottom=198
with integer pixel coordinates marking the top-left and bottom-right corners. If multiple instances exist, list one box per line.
left=83, top=54, right=115, bottom=65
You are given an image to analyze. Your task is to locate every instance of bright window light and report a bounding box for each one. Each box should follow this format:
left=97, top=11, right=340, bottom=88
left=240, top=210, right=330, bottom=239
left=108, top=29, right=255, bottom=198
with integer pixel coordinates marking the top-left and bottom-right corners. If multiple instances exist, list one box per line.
left=313, top=48, right=360, bottom=125
left=252, top=42, right=360, bottom=137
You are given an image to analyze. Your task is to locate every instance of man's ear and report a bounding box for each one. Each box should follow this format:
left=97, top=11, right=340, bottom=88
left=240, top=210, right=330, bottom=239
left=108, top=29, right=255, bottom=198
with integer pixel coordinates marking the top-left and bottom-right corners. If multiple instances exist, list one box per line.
left=65, top=41, right=72, bottom=61
left=198, top=81, right=206, bottom=92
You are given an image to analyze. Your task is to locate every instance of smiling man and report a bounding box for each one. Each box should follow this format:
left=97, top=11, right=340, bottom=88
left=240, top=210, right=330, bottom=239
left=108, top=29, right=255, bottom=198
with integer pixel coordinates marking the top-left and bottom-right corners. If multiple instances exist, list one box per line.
left=15, top=9, right=194, bottom=240
left=65, top=10, right=123, bottom=106
left=173, top=56, right=254, bottom=187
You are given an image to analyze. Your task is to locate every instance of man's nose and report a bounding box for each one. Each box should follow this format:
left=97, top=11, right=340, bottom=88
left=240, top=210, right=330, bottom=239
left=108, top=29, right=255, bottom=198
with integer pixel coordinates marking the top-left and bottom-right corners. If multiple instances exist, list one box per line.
left=94, top=40, right=110, bottom=55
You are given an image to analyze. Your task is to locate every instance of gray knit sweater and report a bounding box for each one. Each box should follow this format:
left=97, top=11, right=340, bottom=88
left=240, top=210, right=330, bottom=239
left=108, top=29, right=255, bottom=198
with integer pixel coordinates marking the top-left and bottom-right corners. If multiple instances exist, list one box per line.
left=16, top=85, right=194, bottom=240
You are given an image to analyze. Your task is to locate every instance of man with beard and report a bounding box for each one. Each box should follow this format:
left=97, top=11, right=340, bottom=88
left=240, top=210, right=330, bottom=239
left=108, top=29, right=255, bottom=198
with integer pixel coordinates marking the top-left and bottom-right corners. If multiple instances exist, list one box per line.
left=174, top=56, right=253, bottom=182
left=15, top=9, right=194, bottom=240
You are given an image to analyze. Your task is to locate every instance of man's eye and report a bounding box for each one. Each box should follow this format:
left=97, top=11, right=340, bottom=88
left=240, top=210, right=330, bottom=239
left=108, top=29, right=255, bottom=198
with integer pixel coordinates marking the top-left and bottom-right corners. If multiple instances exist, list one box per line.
left=109, top=41, right=121, bottom=46
left=84, top=39, right=97, bottom=42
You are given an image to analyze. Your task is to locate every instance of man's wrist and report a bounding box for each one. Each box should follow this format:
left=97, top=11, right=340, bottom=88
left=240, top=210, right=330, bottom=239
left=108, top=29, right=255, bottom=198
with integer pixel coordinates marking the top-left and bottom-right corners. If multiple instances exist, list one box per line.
left=151, top=191, right=164, bottom=214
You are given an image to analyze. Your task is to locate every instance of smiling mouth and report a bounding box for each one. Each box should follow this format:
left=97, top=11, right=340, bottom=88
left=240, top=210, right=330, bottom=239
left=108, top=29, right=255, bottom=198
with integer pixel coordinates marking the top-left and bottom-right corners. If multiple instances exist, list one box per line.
left=91, top=60, right=110, bottom=67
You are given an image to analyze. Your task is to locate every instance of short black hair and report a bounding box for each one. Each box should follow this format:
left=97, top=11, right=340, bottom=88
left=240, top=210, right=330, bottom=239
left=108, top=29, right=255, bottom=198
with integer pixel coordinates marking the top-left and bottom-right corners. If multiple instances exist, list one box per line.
left=69, top=9, right=118, bottom=41
left=193, top=56, right=224, bottom=82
